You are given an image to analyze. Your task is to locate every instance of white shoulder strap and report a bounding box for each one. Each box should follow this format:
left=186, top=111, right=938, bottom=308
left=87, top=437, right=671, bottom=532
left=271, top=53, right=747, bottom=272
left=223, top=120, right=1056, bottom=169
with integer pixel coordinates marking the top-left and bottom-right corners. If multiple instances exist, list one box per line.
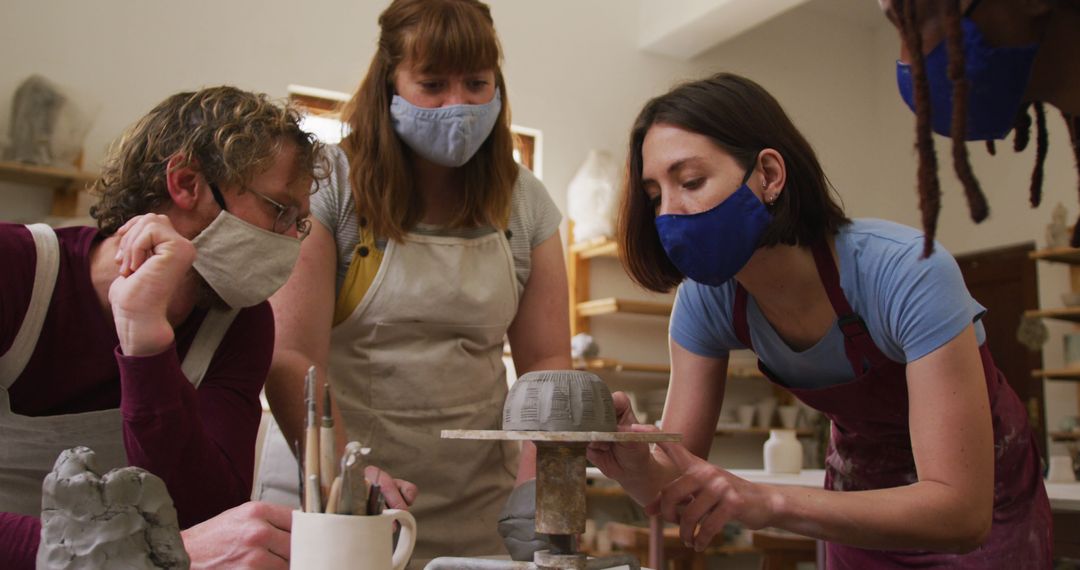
left=180, top=307, right=239, bottom=389
left=0, top=224, right=60, bottom=388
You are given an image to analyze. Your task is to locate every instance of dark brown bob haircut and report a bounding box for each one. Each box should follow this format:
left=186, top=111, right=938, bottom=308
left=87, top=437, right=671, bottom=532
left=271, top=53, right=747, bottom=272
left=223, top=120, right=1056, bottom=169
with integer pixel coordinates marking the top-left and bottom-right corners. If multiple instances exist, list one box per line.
left=91, top=86, right=323, bottom=235
left=619, top=72, right=850, bottom=293
left=340, top=0, right=517, bottom=242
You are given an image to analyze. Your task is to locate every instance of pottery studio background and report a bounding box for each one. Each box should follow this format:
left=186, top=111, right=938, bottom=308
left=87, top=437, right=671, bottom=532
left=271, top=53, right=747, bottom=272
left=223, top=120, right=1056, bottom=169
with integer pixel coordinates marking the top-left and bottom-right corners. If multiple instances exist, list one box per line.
left=1, top=0, right=1078, bottom=559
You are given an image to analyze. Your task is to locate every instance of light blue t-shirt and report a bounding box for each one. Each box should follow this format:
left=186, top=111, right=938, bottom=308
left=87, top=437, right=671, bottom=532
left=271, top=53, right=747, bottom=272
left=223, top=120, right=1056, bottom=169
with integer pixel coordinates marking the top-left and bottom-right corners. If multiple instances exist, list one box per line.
left=670, top=219, right=986, bottom=389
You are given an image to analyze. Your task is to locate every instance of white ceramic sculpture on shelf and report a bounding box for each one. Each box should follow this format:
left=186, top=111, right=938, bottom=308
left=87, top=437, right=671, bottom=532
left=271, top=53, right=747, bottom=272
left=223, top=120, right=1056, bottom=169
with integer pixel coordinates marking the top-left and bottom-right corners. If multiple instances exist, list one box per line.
left=777, top=405, right=800, bottom=429
left=755, top=397, right=778, bottom=428
left=37, top=447, right=189, bottom=570
left=763, top=429, right=803, bottom=474
left=1046, top=202, right=1070, bottom=249
left=567, top=150, right=621, bottom=243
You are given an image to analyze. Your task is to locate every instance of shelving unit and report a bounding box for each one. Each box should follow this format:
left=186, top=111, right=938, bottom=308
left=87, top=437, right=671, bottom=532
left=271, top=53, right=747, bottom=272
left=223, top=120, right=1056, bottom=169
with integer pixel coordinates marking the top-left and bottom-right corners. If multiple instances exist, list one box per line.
left=0, top=160, right=97, bottom=217
left=1028, top=245, right=1080, bottom=423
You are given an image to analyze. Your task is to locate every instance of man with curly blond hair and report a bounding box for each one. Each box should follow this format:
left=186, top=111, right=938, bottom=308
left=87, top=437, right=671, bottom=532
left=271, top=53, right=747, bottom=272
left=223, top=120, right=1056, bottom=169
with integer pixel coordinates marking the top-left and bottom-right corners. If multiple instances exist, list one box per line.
left=0, top=86, right=341, bottom=569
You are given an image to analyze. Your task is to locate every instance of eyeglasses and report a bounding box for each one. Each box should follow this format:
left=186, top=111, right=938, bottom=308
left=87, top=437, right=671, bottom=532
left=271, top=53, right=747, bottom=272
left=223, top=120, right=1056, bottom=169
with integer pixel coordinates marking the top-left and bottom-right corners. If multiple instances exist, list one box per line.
left=209, top=183, right=311, bottom=239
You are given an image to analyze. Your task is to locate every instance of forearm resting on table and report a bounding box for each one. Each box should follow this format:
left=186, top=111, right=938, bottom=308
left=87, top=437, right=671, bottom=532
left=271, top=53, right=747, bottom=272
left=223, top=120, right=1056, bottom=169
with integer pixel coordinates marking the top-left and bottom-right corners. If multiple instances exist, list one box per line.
left=767, top=479, right=991, bottom=553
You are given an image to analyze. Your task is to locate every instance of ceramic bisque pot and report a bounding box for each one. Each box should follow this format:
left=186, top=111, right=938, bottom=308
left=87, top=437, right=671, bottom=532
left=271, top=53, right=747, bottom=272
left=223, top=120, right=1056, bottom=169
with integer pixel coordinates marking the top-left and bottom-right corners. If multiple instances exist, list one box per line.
left=763, top=429, right=803, bottom=474
left=503, top=370, right=617, bottom=432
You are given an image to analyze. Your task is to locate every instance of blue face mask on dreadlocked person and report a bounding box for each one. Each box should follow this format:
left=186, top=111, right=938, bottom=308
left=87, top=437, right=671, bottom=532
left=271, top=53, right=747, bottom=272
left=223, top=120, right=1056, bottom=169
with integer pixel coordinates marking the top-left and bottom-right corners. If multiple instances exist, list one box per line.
left=654, top=167, right=772, bottom=287
left=390, top=88, right=502, bottom=167
left=895, top=16, right=1039, bottom=141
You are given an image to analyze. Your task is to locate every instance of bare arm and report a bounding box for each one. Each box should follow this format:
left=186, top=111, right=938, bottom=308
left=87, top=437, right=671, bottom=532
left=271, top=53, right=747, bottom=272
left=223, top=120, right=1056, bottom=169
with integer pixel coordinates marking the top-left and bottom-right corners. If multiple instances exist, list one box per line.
left=506, top=230, right=572, bottom=484
left=265, top=220, right=336, bottom=458
left=660, top=338, right=729, bottom=458
left=653, top=325, right=994, bottom=553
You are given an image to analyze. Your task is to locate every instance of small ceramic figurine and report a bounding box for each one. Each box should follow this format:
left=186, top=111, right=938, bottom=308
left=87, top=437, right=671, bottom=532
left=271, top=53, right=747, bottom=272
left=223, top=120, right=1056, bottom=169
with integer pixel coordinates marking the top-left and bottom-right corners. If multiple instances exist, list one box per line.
left=37, top=447, right=189, bottom=570
left=1016, top=316, right=1049, bottom=351
left=1046, top=202, right=1070, bottom=249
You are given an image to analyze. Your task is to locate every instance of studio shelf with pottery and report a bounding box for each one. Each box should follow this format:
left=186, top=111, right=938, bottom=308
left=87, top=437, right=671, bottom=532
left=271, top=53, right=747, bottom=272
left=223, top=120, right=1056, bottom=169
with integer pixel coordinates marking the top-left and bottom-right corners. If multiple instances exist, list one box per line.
left=1027, top=243, right=1080, bottom=431
left=0, top=159, right=97, bottom=217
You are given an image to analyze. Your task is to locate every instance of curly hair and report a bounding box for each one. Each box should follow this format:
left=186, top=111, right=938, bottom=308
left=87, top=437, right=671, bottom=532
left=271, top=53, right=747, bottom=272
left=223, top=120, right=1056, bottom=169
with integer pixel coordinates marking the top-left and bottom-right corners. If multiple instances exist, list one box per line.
left=90, top=86, right=324, bottom=235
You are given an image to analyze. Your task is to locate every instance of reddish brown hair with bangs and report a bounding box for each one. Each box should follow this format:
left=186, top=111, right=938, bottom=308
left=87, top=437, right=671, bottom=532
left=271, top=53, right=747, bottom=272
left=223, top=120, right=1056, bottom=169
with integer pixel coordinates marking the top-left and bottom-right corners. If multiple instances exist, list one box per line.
left=340, top=0, right=517, bottom=242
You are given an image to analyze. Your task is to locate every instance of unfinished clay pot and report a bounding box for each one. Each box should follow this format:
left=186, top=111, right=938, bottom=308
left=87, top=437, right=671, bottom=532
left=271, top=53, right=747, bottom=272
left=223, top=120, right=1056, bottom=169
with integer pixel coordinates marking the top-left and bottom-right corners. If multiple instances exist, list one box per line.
left=503, top=370, right=617, bottom=432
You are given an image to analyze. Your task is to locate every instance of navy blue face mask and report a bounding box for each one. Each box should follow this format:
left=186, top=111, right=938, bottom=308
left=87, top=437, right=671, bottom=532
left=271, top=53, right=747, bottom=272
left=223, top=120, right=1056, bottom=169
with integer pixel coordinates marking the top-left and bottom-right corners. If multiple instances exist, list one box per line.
left=654, top=168, right=772, bottom=287
left=896, top=17, right=1039, bottom=141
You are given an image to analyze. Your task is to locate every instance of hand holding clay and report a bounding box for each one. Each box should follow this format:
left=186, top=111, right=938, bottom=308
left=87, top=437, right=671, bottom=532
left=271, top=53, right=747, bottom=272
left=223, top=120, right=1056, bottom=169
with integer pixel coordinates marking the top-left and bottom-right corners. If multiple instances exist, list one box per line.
left=109, top=213, right=197, bottom=356
left=181, top=501, right=292, bottom=570
left=647, top=441, right=775, bottom=552
left=37, top=446, right=190, bottom=570
left=586, top=391, right=675, bottom=505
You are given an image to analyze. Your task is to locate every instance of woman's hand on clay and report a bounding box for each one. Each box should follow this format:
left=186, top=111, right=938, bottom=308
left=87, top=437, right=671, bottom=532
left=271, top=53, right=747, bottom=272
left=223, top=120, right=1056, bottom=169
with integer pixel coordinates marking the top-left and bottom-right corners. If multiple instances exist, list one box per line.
left=586, top=391, right=676, bottom=504
left=648, top=441, right=776, bottom=552
left=365, top=465, right=418, bottom=510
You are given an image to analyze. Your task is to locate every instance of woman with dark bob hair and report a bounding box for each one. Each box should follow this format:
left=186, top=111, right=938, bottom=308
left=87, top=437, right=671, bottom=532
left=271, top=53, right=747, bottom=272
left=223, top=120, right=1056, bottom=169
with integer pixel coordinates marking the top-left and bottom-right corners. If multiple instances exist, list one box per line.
left=588, top=73, right=1051, bottom=568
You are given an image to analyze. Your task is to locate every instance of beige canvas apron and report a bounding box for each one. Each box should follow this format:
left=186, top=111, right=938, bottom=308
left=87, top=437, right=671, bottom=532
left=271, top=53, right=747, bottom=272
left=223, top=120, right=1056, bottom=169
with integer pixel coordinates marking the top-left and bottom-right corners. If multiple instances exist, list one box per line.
left=0, top=224, right=237, bottom=516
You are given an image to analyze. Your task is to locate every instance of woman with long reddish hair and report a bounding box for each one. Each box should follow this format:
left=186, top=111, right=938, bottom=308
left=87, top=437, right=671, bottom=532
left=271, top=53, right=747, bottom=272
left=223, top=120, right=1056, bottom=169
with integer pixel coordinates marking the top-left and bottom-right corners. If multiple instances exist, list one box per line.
left=257, top=0, right=570, bottom=566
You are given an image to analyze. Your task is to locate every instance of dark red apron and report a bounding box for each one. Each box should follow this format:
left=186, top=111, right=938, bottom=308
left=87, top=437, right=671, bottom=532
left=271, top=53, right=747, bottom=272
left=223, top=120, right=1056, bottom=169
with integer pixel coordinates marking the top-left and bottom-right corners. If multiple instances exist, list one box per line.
left=731, top=240, right=1052, bottom=568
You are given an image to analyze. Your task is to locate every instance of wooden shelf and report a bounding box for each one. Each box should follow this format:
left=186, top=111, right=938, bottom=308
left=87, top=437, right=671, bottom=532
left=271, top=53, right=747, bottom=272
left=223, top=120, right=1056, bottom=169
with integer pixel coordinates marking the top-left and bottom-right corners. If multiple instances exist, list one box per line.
left=1030, top=247, right=1080, bottom=265
left=576, top=357, right=765, bottom=381
left=1050, top=431, right=1080, bottom=442
left=569, top=236, right=618, bottom=259
left=0, top=160, right=97, bottom=217
left=577, top=298, right=673, bottom=318
left=716, top=426, right=815, bottom=437
left=1034, top=368, right=1080, bottom=381
left=1024, top=307, right=1080, bottom=323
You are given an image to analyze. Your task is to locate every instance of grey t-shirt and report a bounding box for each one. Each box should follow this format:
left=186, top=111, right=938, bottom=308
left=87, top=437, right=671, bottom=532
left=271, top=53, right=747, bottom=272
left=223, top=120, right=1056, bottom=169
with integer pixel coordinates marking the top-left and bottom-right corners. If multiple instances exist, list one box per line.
left=311, top=145, right=563, bottom=295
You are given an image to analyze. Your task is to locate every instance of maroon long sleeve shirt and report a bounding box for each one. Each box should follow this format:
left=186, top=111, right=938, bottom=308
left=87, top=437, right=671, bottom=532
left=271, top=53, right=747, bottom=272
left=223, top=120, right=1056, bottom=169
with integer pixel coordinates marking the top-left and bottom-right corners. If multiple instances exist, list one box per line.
left=0, top=223, right=273, bottom=569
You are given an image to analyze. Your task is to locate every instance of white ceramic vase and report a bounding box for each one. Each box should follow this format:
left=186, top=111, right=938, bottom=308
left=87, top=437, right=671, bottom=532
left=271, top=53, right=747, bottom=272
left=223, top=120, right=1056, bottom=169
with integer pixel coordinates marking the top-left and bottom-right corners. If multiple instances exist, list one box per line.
left=763, top=429, right=803, bottom=474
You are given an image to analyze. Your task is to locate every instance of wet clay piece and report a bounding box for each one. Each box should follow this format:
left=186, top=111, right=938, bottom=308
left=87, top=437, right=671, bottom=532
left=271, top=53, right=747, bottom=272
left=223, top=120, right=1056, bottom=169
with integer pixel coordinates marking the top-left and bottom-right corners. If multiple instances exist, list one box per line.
left=503, top=370, right=617, bottom=432
left=37, top=447, right=190, bottom=570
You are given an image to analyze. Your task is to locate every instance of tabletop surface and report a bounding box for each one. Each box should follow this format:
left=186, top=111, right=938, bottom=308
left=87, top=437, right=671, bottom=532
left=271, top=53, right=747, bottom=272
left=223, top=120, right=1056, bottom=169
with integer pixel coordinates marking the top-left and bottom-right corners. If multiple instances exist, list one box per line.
left=588, top=468, right=1080, bottom=512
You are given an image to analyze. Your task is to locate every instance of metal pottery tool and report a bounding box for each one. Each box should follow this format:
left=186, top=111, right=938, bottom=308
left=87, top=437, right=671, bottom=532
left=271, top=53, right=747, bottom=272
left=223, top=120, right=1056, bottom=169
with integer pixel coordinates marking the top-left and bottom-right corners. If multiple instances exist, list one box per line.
left=303, top=366, right=322, bottom=512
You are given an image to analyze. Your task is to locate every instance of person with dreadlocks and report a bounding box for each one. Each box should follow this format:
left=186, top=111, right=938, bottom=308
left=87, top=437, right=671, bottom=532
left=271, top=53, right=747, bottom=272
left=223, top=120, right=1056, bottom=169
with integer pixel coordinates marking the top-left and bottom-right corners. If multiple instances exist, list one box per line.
left=587, top=73, right=1052, bottom=568
left=880, top=0, right=1080, bottom=256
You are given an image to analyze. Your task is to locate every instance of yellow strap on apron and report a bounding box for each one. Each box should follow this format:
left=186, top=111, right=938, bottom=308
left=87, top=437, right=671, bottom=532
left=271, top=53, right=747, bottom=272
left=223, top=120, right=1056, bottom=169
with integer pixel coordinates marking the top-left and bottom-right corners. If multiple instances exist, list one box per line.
left=333, top=226, right=383, bottom=326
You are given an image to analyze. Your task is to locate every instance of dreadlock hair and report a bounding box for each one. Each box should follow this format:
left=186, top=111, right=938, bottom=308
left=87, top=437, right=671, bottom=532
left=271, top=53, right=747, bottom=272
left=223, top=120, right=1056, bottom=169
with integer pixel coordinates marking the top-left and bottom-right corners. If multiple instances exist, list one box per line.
left=898, top=0, right=942, bottom=257
left=1067, top=113, right=1080, bottom=246
left=943, top=0, right=989, bottom=226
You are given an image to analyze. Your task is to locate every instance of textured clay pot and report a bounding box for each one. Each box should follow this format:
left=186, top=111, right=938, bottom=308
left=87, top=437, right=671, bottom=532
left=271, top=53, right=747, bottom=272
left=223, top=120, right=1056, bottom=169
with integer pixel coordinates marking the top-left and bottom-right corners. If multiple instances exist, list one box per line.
left=503, top=370, right=617, bottom=432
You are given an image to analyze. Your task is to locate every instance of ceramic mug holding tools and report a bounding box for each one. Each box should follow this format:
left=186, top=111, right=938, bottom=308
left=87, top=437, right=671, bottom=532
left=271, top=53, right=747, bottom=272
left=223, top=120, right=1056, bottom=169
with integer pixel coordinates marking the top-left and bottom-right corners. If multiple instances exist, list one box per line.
left=290, top=509, right=416, bottom=569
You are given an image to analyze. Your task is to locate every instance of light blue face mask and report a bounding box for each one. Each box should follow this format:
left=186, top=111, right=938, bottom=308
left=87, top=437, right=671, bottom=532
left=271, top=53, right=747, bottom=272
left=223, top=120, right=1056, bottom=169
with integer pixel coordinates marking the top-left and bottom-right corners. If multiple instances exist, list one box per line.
left=390, top=88, right=502, bottom=167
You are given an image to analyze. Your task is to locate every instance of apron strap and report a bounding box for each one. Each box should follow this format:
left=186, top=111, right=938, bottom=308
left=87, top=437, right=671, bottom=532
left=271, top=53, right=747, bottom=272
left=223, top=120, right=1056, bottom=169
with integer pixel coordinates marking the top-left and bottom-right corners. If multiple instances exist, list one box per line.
left=180, top=307, right=239, bottom=389
left=0, top=224, right=59, bottom=388
left=809, top=240, right=891, bottom=373
left=732, top=284, right=754, bottom=350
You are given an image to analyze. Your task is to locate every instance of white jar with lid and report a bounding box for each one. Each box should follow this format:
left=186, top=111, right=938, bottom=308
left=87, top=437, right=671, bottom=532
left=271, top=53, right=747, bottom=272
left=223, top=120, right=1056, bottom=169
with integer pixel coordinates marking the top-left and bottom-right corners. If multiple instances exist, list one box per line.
left=764, top=429, right=803, bottom=474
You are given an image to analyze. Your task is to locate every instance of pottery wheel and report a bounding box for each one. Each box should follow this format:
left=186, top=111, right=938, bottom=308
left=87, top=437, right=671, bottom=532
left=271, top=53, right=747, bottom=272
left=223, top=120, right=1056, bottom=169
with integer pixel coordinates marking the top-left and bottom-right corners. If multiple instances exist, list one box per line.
left=441, top=430, right=681, bottom=443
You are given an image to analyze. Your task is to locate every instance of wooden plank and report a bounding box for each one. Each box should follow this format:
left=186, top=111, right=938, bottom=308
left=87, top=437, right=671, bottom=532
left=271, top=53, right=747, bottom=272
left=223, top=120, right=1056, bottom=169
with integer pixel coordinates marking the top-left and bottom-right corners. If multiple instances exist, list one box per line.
left=569, top=237, right=618, bottom=259
left=1029, top=247, right=1080, bottom=265
left=1033, top=368, right=1080, bottom=381
left=577, top=298, right=672, bottom=318
left=1049, top=431, right=1080, bottom=442
left=0, top=160, right=97, bottom=189
left=1024, top=307, right=1080, bottom=323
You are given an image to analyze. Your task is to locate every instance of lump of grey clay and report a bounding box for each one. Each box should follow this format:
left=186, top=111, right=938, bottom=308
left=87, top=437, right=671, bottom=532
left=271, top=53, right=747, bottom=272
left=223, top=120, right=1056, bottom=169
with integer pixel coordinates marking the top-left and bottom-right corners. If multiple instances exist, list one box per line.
left=503, top=370, right=617, bottom=432
left=37, top=446, right=190, bottom=570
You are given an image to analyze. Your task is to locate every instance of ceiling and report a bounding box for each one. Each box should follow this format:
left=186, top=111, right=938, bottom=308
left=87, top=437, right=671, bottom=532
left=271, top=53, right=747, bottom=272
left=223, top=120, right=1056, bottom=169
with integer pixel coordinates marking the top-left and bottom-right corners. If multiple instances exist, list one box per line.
left=639, top=0, right=889, bottom=60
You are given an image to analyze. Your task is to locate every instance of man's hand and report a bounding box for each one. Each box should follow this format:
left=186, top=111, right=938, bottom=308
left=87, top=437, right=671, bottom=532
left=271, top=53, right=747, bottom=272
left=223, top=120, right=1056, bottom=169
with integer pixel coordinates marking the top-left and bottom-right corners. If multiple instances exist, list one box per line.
left=182, top=502, right=291, bottom=570
left=364, top=465, right=418, bottom=510
left=108, top=214, right=196, bottom=356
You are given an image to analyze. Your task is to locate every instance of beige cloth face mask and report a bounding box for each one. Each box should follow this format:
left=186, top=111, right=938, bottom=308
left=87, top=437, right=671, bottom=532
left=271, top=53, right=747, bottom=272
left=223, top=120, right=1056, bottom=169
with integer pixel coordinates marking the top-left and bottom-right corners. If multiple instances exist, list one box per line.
left=191, top=210, right=301, bottom=308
